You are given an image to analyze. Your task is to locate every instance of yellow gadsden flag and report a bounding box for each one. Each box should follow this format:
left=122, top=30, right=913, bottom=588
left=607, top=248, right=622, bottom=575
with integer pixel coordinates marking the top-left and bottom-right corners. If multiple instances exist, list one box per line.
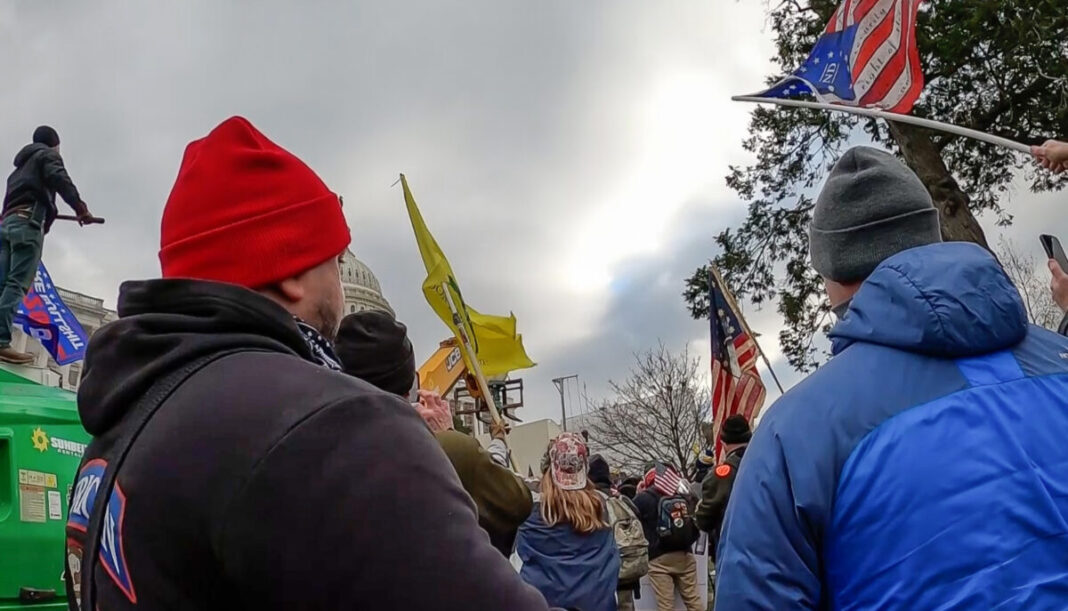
left=401, top=175, right=535, bottom=377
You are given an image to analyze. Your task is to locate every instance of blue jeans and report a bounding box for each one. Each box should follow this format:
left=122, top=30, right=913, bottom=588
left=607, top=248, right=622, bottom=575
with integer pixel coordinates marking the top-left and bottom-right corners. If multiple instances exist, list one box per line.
left=0, top=209, right=45, bottom=348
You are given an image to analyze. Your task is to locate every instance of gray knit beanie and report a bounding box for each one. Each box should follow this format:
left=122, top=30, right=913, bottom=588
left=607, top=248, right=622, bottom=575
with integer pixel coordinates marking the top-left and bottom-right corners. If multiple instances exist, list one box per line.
left=809, top=146, right=942, bottom=283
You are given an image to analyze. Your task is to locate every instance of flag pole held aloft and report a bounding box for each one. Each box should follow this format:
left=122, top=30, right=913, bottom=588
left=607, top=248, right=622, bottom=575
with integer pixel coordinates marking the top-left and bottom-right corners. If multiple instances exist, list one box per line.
left=440, top=282, right=519, bottom=471
left=736, top=0, right=1029, bottom=155
left=440, top=283, right=505, bottom=426
left=732, top=96, right=1030, bottom=154
left=400, top=174, right=535, bottom=378
left=709, top=264, right=785, bottom=394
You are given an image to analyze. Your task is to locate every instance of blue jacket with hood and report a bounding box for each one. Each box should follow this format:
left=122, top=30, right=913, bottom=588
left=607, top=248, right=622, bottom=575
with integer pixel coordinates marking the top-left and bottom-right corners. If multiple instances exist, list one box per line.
left=716, top=242, right=1068, bottom=610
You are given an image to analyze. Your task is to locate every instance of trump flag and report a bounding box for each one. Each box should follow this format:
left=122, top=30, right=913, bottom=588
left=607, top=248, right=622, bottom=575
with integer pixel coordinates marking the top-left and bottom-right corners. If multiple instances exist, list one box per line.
left=12, top=262, right=89, bottom=365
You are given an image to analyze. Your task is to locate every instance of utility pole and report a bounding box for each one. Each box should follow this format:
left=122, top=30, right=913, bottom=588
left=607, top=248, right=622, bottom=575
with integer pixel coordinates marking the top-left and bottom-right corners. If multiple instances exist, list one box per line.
left=552, top=374, right=578, bottom=431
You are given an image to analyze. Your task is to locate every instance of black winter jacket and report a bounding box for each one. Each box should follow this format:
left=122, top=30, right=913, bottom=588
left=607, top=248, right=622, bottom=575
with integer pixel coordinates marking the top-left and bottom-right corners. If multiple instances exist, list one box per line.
left=68, top=279, right=552, bottom=610
left=4, top=143, right=85, bottom=232
left=695, top=445, right=747, bottom=536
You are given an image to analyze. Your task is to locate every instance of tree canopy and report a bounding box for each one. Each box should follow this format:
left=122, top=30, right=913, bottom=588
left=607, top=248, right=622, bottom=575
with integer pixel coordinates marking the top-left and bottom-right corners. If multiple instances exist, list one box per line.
left=684, top=0, right=1067, bottom=371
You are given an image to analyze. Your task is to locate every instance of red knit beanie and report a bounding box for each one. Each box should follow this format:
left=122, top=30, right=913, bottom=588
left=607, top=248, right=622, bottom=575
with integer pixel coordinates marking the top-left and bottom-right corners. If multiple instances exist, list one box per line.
left=159, top=116, right=351, bottom=288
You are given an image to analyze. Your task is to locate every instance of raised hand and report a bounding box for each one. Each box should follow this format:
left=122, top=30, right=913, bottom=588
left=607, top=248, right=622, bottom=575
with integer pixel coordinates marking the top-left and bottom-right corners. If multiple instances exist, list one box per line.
left=1032, top=140, right=1068, bottom=174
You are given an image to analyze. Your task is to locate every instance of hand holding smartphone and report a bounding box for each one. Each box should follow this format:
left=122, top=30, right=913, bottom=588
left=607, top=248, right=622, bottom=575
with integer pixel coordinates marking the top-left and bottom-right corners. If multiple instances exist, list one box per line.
left=1040, top=234, right=1068, bottom=273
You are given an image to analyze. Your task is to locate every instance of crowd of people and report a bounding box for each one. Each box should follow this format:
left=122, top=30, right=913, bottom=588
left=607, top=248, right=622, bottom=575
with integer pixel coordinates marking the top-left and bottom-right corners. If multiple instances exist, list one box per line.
left=1, top=115, right=1065, bottom=610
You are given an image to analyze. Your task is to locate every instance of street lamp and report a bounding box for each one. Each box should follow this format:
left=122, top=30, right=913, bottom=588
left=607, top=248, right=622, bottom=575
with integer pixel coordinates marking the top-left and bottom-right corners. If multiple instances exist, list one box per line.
left=552, top=374, right=578, bottom=431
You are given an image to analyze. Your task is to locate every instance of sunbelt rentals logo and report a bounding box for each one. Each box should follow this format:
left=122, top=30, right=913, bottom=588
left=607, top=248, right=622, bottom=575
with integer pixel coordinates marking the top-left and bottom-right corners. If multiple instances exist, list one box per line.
left=32, top=427, right=49, bottom=452
left=31, top=427, right=87, bottom=457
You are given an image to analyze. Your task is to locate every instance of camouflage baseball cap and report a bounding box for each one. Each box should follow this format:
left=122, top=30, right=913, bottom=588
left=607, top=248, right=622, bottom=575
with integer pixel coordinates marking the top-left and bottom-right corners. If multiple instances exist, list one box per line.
left=549, top=432, right=589, bottom=491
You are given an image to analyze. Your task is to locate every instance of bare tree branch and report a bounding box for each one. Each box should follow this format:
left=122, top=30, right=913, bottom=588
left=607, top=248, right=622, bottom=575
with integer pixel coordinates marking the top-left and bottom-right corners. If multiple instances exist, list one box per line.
left=583, top=343, right=710, bottom=476
left=997, top=236, right=1062, bottom=330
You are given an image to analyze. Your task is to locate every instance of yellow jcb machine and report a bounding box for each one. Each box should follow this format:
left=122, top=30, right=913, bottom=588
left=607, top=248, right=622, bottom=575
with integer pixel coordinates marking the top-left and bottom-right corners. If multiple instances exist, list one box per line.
left=418, top=338, right=524, bottom=425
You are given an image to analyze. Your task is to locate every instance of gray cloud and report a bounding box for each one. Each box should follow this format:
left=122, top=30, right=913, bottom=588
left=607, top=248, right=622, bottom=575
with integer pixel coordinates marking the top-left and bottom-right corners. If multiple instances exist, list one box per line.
left=1, top=2, right=1060, bottom=425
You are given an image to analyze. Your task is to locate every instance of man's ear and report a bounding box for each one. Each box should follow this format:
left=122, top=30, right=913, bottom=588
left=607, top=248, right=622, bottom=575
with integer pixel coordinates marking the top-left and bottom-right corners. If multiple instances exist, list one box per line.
left=274, top=276, right=305, bottom=304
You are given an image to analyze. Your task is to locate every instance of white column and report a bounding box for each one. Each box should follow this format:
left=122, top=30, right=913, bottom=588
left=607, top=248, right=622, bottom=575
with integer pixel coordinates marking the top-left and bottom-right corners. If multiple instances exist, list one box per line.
left=13, top=328, right=27, bottom=352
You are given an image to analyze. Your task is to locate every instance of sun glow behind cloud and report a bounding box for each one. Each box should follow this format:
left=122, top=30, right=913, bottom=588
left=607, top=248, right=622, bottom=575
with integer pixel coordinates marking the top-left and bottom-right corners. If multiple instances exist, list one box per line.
left=565, top=72, right=753, bottom=292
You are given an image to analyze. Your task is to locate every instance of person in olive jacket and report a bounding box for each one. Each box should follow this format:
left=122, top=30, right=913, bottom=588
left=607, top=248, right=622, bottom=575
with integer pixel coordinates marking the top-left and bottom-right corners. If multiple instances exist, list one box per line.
left=695, top=415, right=752, bottom=551
left=335, top=308, right=534, bottom=556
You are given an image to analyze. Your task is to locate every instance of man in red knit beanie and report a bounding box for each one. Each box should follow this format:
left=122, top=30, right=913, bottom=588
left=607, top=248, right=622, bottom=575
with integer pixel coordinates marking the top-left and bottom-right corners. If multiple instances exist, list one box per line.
left=68, top=117, right=553, bottom=611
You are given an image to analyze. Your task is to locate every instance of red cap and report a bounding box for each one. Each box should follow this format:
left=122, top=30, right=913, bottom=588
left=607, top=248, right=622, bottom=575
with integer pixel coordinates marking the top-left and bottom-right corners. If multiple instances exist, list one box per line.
left=159, top=116, right=351, bottom=288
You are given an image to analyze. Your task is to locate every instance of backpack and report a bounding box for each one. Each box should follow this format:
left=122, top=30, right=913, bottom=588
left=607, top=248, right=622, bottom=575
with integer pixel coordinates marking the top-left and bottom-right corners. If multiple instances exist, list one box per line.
left=656, top=493, right=697, bottom=549
left=600, top=492, right=649, bottom=583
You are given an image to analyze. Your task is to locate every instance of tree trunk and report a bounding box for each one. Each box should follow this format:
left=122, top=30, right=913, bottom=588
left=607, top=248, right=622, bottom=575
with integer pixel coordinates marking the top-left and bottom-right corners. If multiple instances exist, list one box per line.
left=887, top=121, right=990, bottom=249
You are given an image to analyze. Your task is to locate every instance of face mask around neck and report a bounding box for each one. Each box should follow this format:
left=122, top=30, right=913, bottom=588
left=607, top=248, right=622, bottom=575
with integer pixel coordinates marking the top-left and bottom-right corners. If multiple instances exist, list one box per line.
left=832, top=299, right=852, bottom=321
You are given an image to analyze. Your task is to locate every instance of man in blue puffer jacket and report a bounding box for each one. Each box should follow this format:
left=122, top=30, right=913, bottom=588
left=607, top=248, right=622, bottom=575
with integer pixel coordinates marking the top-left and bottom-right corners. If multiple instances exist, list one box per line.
left=716, top=146, right=1068, bottom=610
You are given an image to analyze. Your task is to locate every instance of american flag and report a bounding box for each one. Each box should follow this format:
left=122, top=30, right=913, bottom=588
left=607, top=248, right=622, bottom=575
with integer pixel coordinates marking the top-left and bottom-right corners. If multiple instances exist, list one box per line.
left=754, top=0, right=924, bottom=113
left=709, top=269, right=766, bottom=462
left=653, top=464, right=684, bottom=497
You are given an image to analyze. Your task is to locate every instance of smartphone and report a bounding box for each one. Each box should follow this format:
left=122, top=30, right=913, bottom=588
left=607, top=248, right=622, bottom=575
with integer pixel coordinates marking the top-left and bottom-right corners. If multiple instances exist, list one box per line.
left=1040, top=234, right=1068, bottom=273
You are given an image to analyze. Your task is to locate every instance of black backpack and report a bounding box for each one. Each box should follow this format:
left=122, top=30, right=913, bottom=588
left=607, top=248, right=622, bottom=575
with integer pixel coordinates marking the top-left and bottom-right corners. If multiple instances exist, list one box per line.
left=656, top=492, right=697, bottom=549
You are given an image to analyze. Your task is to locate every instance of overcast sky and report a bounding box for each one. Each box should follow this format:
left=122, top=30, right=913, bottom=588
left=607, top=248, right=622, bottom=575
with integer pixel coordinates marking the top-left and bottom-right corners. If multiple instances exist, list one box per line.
left=1, top=2, right=1062, bottom=423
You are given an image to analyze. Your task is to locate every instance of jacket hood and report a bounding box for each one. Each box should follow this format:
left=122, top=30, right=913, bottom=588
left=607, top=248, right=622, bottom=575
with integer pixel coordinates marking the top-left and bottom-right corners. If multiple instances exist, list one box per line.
left=829, top=242, right=1027, bottom=358
left=77, top=279, right=316, bottom=435
left=13, top=143, right=49, bottom=167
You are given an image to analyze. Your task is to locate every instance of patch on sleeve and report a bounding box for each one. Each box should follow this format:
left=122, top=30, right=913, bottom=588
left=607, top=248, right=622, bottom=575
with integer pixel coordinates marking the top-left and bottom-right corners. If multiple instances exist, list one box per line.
left=715, top=464, right=732, bottom=478
left=67, top=459, right=137, bottom=604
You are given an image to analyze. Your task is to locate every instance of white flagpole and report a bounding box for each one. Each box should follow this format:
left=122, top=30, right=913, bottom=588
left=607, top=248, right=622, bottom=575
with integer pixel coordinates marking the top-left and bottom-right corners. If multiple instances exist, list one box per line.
left=732, top=95, right=1031, bottom=154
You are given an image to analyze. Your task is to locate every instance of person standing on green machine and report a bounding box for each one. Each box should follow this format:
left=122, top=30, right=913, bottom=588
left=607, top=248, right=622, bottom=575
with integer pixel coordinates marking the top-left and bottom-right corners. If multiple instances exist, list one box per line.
left=0, top=125, right=93, bottom=364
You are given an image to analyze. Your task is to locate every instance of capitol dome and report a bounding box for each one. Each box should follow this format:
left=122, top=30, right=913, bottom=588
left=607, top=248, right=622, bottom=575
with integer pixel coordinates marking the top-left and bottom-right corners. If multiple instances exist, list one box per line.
left=340, top=248, right=394, bottom=315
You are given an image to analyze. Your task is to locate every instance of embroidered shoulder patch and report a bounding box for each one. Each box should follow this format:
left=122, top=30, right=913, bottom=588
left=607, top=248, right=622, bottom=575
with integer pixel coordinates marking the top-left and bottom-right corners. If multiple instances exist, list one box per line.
left=67, top=459, right=137, bottom=603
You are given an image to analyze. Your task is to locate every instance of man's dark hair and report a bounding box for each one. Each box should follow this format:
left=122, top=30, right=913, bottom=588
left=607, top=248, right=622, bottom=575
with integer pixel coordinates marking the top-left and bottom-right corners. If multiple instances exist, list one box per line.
left=32, top=125, right=60, bottom=148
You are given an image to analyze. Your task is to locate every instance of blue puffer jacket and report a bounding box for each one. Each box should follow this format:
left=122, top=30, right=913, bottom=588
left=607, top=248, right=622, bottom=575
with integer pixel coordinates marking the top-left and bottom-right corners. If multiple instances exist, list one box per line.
left=516, top=502, right=620, bottom=611
left=716, top=242, right=1068, bottom=610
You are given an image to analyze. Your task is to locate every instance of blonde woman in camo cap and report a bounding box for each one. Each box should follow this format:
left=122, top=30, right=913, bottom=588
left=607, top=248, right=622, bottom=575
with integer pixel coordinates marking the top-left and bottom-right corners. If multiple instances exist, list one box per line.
left=515, top=432, right=621, bottom=611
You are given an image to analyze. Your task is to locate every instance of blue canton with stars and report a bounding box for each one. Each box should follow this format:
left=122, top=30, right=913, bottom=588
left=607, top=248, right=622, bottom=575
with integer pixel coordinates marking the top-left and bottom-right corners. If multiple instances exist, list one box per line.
left=709, top=275, right=742, bottom=373
left=758, top=25, right=859, bottom=101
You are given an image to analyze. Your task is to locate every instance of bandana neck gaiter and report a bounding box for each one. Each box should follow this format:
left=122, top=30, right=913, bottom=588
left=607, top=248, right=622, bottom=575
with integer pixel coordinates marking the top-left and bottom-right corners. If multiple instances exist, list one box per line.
left=294, top=318, right=343, bottom=371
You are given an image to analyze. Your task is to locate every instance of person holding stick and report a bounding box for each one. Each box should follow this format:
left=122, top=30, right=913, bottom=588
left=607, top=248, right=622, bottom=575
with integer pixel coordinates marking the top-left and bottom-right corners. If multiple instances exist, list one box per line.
left=0, top=125, right=95, bottom=364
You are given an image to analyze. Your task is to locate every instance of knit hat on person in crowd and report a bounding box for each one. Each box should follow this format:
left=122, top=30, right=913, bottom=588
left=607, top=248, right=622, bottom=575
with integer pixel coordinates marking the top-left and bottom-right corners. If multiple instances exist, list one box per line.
left=159, top=116, right=350, bottom=288
left=809, top=146, right=941, bottom=283
left=549, top=432, right=590, bottom=491
left=32, top=126, right=60, bottom=147
left=720, top=414, right=752, bottom=445
left=618, top=476, right=640, bottom=499
left=334, top=310, right=417, bottom=397
left=588, top=454, right=612, bottom=487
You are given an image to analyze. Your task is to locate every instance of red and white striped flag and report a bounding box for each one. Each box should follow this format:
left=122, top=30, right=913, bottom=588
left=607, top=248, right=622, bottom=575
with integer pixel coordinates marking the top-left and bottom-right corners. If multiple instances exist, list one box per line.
left=653, top=464, right=684, bottom=497
left=753, top=0, right=925, bottom=113
left=709, top=270, right=767, bottom=462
